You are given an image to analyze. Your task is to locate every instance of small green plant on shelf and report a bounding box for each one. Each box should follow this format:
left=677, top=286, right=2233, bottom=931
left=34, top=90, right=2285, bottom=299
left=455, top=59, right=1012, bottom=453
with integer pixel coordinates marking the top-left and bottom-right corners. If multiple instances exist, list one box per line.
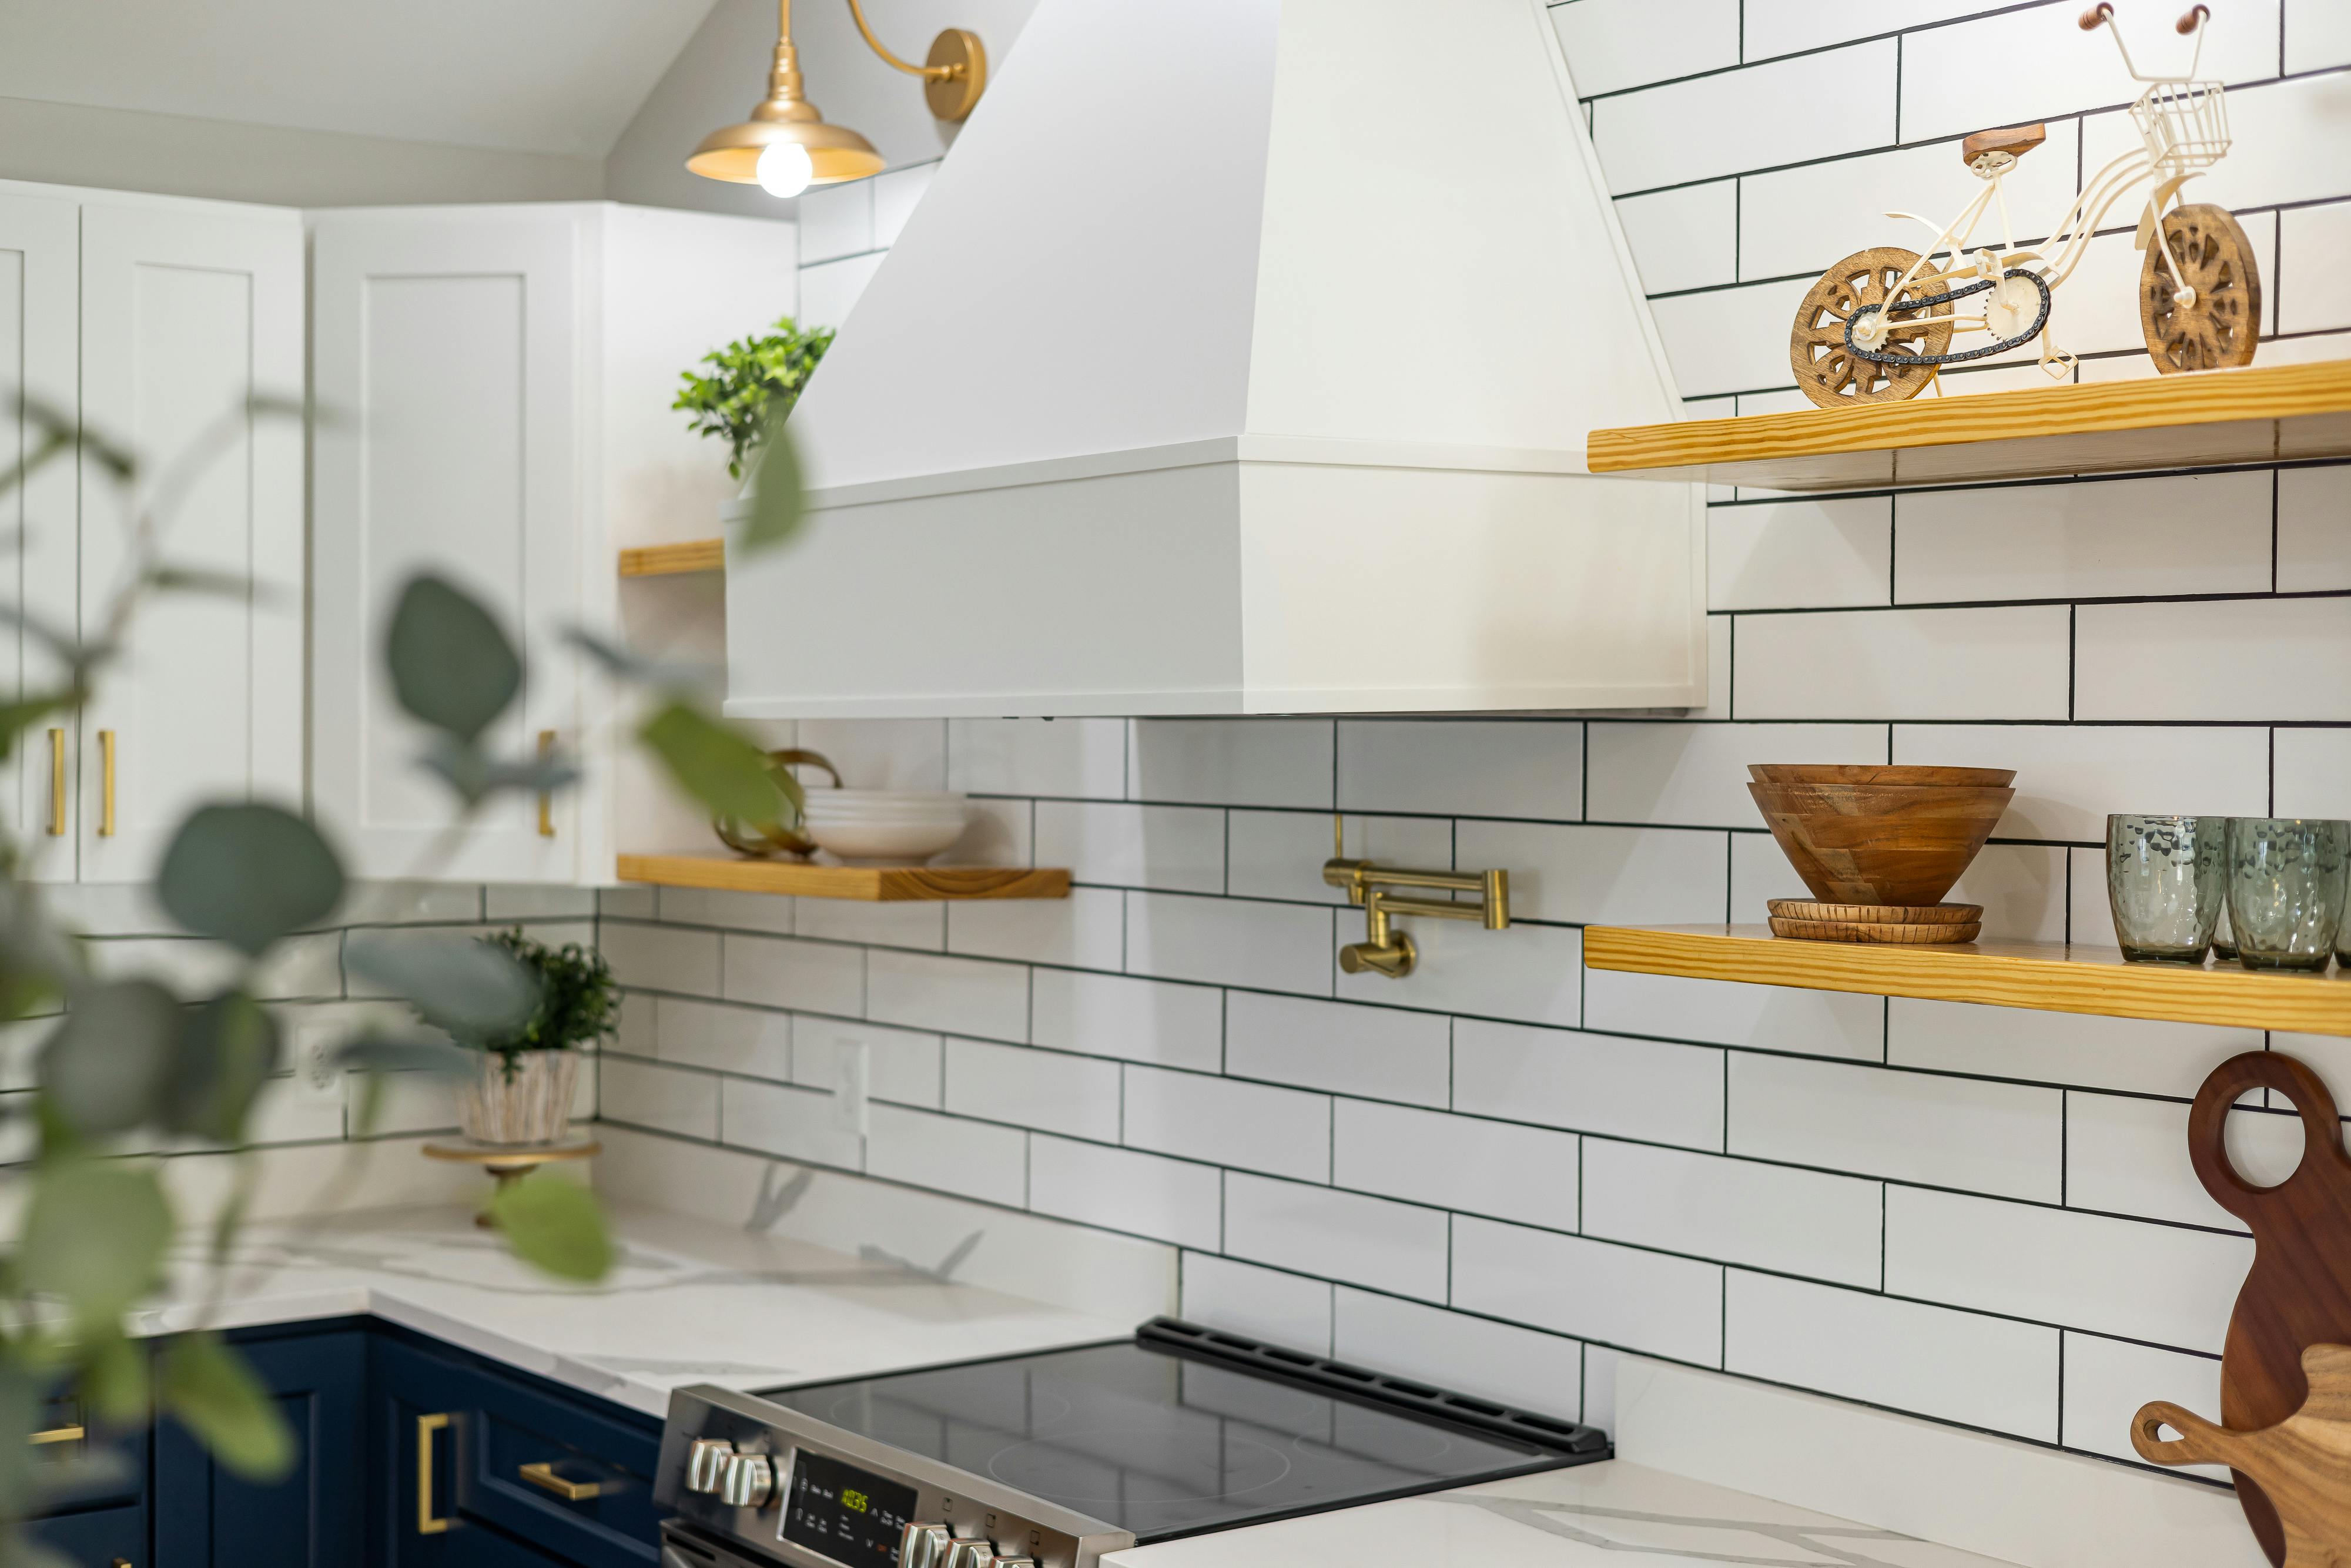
left=674, top=315, right=835, bottom=478
left=475, top=930, right=619, bottom=1076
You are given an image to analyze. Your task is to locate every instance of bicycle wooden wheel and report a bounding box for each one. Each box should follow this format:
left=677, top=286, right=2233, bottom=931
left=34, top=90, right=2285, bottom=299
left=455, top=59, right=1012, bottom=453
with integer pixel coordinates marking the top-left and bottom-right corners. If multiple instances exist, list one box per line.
left=1790, top=247, right=1955, bottom=408
left=2142, top=203, right=2261, bottom=374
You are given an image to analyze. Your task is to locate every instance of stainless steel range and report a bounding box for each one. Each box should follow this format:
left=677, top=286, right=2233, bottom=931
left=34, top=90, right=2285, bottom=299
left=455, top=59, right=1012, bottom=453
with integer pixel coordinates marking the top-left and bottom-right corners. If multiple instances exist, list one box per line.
left=653, top=1317, right=1607, bottom=1568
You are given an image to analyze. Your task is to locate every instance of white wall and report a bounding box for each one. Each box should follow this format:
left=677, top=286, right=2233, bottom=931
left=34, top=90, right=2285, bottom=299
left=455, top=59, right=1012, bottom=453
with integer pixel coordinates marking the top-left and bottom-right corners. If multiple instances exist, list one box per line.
left=589, top=0, right=2351, bottom=1528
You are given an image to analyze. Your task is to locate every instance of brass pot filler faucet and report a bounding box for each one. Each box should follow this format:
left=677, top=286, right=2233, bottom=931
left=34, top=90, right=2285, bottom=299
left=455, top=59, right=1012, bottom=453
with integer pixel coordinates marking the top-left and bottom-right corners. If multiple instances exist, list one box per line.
left=1321, top=817, right=1510, bottom=979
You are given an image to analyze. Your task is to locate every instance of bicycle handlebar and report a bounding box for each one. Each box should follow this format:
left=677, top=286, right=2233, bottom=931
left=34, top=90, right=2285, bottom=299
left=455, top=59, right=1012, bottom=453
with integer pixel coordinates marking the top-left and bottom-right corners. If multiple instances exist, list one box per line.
left=2178, top=5, right=2209, bottom=34
left=2079, top=4, right=2113, bottom=29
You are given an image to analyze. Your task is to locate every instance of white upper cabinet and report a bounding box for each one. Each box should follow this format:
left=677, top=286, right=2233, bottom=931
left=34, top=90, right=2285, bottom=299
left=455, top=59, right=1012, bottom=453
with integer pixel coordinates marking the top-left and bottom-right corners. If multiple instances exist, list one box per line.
left=0, top=192, right=78, bottom=879
left=77, top=200, right=304, bottom=882
left=311, top=203, right=795, bottom=884
left=725, top=0, right=1705, bottom=720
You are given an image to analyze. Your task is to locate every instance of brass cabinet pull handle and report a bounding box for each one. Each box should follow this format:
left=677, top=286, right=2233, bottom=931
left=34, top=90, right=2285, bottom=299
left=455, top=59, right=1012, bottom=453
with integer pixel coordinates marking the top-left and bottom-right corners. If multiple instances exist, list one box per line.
left=537, top=729, right=557, bottom=837
left=46, top=728, right=63, bottom=836
left=29, top=1424, right=83, bottom=1446
left=417, top=1413, right=451, bottom=1535
left=518, top=1460, right=602, bottom=1502
left=97, top=729, right=116, bottom=837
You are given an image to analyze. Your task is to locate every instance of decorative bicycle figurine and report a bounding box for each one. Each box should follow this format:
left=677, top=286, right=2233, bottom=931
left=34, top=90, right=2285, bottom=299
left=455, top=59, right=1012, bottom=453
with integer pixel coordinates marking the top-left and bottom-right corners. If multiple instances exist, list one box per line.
left=1791, top=3, right=2261, bottom=408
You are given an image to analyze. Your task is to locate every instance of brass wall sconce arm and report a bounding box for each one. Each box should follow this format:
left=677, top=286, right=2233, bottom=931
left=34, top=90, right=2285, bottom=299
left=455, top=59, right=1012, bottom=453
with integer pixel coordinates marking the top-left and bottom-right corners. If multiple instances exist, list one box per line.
left=1322, top=820, right=1509, bottom=980
left=845, top=0, right=987, bottom=122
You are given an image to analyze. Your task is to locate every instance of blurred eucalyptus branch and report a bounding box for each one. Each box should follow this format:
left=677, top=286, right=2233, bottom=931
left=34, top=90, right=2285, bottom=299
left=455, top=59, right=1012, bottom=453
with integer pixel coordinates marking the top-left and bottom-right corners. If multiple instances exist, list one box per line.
left=0, top=391, right=806, bottom=1560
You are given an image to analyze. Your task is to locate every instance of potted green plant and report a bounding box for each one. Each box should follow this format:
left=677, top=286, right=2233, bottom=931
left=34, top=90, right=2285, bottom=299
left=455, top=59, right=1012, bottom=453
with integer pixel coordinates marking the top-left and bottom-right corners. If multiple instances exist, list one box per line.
left=673, top=314, right=834, bottom=480
left=453, top=929, right=619, bottom=1145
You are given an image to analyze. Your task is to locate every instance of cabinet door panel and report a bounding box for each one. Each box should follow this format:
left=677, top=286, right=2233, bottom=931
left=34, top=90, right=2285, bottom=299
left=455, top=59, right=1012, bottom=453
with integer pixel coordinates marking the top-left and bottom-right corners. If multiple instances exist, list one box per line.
left=312, top=209, right=582, bottom=883
left=155, top=1329, right=365, bottom=1568
left=26, top=1500, right=146, bottom=1566
left=0, top=193, right=79, bottom=880
left=78, top=202, right=302, bottom=882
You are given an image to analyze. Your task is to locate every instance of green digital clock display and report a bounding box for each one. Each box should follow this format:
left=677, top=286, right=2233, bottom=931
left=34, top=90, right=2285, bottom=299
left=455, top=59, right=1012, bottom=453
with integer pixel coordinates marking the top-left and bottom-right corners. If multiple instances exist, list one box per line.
left=782, top=1451, right=917, bottom=1568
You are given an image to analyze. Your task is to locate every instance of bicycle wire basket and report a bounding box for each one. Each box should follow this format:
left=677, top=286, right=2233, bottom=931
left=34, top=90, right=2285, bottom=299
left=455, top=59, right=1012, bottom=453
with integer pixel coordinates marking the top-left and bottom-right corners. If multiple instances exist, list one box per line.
left=2134, top=78, right=2231, bottom=172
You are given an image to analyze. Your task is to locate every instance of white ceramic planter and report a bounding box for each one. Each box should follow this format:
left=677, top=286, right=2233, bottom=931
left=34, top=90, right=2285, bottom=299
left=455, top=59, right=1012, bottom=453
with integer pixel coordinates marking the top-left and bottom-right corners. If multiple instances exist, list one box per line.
left=456, top=1050, right=580, bottom=1145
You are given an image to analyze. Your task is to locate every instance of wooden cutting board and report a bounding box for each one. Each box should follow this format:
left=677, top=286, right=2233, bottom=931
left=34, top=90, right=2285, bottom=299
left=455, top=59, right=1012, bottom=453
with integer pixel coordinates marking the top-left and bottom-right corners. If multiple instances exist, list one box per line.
left=2186, top=1051, right=2351, bottom=1566
left=2135, top=1343, right=2351, bottom=1567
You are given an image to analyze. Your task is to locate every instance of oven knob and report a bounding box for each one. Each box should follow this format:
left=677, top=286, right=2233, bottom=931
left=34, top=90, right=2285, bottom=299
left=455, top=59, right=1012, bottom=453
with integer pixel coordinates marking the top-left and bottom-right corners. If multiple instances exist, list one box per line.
left=716, top=1452, right=775, bottom=1507
left=942, top=1543, right=996, bottom=1568
left=994, top=1559, right=1038, bottom=1567
left=684, top=1438, right=735, bottom=1495
left=898, top=1524, right=953, bottom=1568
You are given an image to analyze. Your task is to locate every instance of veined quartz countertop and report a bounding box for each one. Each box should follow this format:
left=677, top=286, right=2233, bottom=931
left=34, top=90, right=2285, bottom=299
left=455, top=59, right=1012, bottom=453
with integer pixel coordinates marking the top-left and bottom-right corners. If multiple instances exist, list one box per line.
left=130, top=1202, right=1134, bottom=1418
left=1101, top=1458, right=2022, bottom=1568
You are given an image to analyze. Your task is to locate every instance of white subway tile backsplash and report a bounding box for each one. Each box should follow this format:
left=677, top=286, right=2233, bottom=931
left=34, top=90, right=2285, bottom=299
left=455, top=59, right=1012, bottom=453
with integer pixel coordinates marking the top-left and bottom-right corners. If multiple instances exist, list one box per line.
left=1334, top=1100, right=1578, bottom=1231
left=600, top=1057, right=720, bottom=1141
left=2278, top=464, right=2351, bottom=591
left=795, top=719, right=947, bottom=791
left=1735, top=606, right=2072, bottom=721
left=2061, top=1333, right=2229, bottom=1478
left=1228, top=812, right=1452, bottom=907
left=1126, top=892, right=1332, bottom=996
left=1592, top=41, right=1898, bottom=193
left=1583, top=1141, right=1882, bottom=1287
left=1727, top=1271, right=2061, bottom=1441
left=1180, top=1252, right=1331, bottom=1353
left=1651, top=277, right=1815, bottom=397
left=2064, top=1093, right=2299, bottom=1229
left=791, top=899, right=946, bottom=951
left=1742, top=0, right=2028, bottom=61
left=794, top=180, right=872, bottom=264
left=1456, top=820, right=1726, bottom=926
left=1709, top=498, right=1891, bottom=611
left=1886, top=1187, right=2252, bottom=1353
left=2286, top=0, right=2351, bottom=71
left=722, top=933, right=865, bottom=1016
left=1615, top=181, right=1738, bottom=295
left=796, top=251, right=885, bottom=329
left=1728, top=829, right=1816, bottom=923
left=1588, top=721, right=1886, bottom=829
left=1893, top=723, right=2270, bottom=842
left=654, top=997, right=792, bottom=1079
left=2079, top=596, right=2351, bottom=721
left=864, top=1103, right=1026, bottom=1209
left=1895, top=471, right=2274, bottom=604
left=1030, top=969, right=1221, bottom=1071
left=946, top=886, right=1124, bottom=970
left=601, top=922, right=719, bottom=994
left=1122, top=1066, right=1329, bottom=1182
left=945, top=1038, right=1121, bottom=1142
left=1037, top=801, right=1224, bottom=893
left=1334, top=919, right=1582, bottom=1028
left=1585, top=968, right=1884, bottom=1060
left=1889, top=999, right=2258, bottom=1096
left=1130, top=720, right=1332, bottom=809
left=1453, top=1018, right=1724, bottom=1150
left=866, top=950, right=1027, bottom=1040
left=1549, top=0, right=1738, bottom=97
left=1453, top=1216, right=1723, bottom=1366
left=1224, top=992, right=1449, bottom=1107
left=1947, top=843, right=2069, bottom=944
left=721, top=1077, right=863, bottom=1170
left=1029, top=1135, right=1220, bottom=1250
left=2276, top=725, right=2351, bottom=817
left=791, top=1015, right=943, bottom=1108
left=655, top=887, right=796, bottom=936
left=2085, top=71, right=2351, bottom=214
left=870, top=163, right=935, bottom=247
left=1224, top=1173, right=1448, bottom=1302
left=1332, top=1290, right=1583, bottom=1422
left=1337, top=720, right=1582, bottom=821
left=947, top=717, right=1127, bottom=798
left=1729, top=1056, right=2064, bottom=1202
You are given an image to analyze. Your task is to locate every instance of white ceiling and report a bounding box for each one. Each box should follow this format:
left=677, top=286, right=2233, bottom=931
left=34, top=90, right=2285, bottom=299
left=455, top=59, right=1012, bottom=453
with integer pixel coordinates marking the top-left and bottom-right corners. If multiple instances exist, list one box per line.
left=0, top=0, right=724, bottom=159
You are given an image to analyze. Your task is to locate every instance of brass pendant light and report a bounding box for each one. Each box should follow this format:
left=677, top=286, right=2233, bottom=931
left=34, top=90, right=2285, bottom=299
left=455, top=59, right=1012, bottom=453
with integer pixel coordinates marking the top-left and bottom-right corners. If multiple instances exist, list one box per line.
left=687, top=0, right=986, bottom=198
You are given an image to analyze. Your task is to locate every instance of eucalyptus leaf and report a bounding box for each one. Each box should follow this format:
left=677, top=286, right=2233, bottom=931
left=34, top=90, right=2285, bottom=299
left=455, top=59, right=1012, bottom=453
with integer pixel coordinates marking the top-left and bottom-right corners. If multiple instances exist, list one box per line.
left=0, top=1363, right=40, bottom=1527
left=0, top=692, right=72, bottom=764
left=327, top=1033, right=474, bottom=1078
left=741, top=415, right=805, bottom=555
left=168, top=993, right=282, bottom=1145
left=385, top=575, right=521, bottom=744
left=417, top=734, right=579, bottom=808
left=78, top=1331, right=149, bottom=1429
left=487, top=1176, right=612, bottom=1282
left=639, top=703, right=788, bottom=825
left=160, top=1332, right=293, bottom=1483
left=346, top=933, right=538, bottom=1043
left=145, top=562, right=278, bottom=605
left=38, top=981, right=179, bottom=1137
left=564, top=627, right=719, bottom=692
left=19, top=1160, right=171, bottom=1331
left=156, top=803, right=344, bottom=958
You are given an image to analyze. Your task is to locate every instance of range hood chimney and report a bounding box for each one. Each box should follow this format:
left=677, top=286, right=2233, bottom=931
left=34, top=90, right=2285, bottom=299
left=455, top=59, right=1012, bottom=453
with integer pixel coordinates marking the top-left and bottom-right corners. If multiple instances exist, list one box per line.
left=728, top=0, right=1704, bottom=718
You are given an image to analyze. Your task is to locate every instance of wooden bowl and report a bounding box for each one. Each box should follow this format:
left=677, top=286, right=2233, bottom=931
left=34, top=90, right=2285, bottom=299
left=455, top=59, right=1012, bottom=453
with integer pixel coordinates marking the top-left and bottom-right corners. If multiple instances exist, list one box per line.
left=1749, top=780, right=2014, bottom=907
left=1748, top=763, right=2016, bottom=788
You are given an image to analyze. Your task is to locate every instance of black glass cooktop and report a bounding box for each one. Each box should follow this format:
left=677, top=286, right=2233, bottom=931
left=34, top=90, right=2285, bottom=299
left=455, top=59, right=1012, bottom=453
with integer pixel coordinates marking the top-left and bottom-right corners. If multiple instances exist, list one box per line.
left=759, top=1335, right=1569, bottom=1543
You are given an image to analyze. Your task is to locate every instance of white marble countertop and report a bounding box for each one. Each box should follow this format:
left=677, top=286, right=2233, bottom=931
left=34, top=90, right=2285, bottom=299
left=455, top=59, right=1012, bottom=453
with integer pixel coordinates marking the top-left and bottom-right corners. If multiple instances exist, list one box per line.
left=1101, top=1458, right=2023, bottom=1568
left=130, top=1202, right=1134, bottom=1418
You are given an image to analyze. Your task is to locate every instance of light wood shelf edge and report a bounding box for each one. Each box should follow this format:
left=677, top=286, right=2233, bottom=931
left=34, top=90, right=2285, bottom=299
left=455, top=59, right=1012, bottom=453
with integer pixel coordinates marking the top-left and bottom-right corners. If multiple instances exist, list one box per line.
left=616, top=853, right=1070, bottom=902
left=1583, top=924, right=2351, bottom=1038
left=618, top=538, right=725, bottom=578
left=1584, top=359, right=2351, bottom=490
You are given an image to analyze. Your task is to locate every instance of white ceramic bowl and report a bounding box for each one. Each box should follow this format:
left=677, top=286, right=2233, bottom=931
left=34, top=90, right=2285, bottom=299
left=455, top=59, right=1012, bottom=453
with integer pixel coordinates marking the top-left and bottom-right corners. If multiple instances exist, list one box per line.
left=806, top=815, right=969, bottom=865
left=801, top=789, right=968, bottom=818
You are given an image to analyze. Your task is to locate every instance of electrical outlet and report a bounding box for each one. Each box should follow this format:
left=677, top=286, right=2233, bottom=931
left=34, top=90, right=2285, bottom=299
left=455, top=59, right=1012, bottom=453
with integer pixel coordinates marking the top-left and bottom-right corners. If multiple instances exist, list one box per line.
left=831, top=1038, right=870, bottom=1138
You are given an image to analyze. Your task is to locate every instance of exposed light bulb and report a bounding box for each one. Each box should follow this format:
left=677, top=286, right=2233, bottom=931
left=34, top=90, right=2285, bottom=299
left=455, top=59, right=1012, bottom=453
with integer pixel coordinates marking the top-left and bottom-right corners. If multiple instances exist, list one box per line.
left=755, top=142, right=815, bottom=198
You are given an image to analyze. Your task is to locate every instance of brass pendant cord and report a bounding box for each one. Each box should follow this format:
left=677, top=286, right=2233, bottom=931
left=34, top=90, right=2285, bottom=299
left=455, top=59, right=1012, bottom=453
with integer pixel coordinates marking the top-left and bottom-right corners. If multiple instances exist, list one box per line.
left=844, top=0, right=963, bottom=81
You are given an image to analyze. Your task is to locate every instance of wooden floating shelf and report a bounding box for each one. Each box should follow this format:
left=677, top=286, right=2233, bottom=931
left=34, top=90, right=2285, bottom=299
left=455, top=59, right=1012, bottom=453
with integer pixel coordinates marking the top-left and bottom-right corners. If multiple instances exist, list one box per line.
left=616, top=853, right=1070, bottom=902
left=618, top=538, right=725, bottom=577
left=1584, top=924, right=2351, bottom=1037
left=1586, top=358, right=2351, bottom=492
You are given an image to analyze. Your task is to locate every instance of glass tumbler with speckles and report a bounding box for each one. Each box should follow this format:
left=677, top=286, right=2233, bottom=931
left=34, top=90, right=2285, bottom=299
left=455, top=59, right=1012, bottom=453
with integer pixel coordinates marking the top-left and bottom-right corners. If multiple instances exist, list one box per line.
left=2227, top=817, right=2351, bottom=971
left=2106, top=815, right=2227, bottom=963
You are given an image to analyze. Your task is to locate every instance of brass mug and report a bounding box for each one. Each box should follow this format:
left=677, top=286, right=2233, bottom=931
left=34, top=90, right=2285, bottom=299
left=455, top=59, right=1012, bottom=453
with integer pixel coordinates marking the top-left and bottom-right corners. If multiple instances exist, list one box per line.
left=713, top=749, right=839, bottom=859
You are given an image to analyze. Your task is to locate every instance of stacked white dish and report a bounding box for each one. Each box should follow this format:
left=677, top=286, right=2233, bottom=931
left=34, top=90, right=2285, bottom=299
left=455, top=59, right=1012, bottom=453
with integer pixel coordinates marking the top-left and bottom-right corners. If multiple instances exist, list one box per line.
left=799, top=789, right=970, bottom=865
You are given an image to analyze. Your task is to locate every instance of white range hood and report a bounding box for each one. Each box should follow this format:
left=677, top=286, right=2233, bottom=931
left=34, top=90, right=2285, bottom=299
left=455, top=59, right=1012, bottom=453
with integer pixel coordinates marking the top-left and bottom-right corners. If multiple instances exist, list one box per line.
left=726, top=0, right=1704, bottom=718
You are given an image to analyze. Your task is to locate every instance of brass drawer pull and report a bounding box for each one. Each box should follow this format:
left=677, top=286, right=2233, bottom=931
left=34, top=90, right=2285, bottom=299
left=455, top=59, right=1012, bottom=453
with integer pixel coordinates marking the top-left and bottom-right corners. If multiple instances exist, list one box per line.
left=29, top=1424, right=84, bottom=1446
left=46, top=728, right=63, bottom=836
left=417, top=1413, right=451, bottom=1535
left=519, top=1460, right=602, bottom=1502
left=98, top=729, right=116, bottom=837
left=537, top=729, right=557, bottom=837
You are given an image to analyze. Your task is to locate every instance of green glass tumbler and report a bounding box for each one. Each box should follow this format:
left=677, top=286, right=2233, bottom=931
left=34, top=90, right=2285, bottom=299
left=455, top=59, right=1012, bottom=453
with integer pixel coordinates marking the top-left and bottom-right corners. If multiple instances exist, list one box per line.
left=2226, top=817, right=2351, bottom=971
left=2106, top=815, right=2226, bottom=963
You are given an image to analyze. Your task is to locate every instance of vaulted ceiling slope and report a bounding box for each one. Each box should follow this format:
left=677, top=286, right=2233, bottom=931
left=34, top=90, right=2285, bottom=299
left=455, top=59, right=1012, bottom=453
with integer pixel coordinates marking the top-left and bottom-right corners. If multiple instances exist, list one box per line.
left=0, top=0, right=722, bottom=158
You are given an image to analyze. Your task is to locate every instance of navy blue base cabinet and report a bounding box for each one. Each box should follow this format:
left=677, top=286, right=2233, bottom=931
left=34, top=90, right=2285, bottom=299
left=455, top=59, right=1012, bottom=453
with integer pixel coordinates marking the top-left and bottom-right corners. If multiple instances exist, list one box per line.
left=28, top=1321, right=665, bottom=1568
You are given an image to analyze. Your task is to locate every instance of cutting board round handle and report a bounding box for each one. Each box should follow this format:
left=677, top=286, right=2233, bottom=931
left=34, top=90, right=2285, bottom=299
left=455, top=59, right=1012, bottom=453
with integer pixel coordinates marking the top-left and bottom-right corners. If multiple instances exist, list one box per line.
left=2131, top=1399, right=2240, bottom=1470
left=2189, top=1052, right=2348, bottom=1225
